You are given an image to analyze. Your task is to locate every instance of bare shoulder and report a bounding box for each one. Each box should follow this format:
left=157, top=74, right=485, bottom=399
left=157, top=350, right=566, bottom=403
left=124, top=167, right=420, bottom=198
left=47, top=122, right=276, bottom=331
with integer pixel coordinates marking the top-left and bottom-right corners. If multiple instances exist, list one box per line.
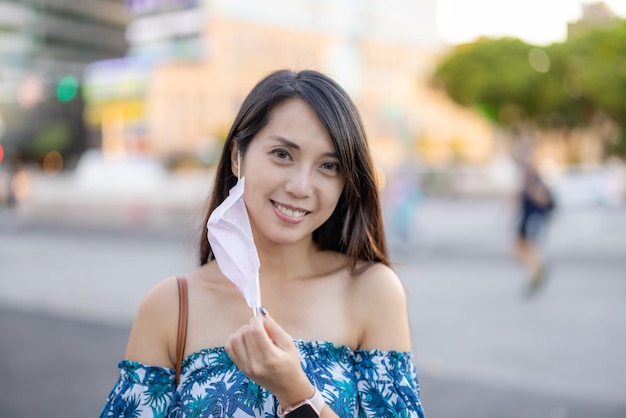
left=355, top=262, right=406, bottom=298
left=352, top=263, right=412, bottom=352
left=125, top=275, right=181, bottom=368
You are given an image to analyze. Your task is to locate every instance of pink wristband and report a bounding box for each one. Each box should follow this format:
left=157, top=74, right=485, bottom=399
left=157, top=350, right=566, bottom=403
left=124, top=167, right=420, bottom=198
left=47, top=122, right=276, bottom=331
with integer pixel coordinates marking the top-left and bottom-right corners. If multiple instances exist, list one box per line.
left=277, top=386, right=325, bottom=417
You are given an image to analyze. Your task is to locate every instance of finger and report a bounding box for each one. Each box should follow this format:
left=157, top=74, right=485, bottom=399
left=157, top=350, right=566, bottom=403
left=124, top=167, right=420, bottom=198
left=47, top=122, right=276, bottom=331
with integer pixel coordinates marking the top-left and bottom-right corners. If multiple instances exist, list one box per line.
left=262, top=315, right=295, bottom=350
left=244, top=316, right=274, bottom=353
left=225, top=325, right=249, bottom=365
left=225, top=334, right=239, bottom=364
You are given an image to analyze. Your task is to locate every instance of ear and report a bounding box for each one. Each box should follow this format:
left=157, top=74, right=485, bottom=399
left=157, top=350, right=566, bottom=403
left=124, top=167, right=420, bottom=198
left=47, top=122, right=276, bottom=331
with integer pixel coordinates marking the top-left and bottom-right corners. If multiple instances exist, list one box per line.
left=230, top=141, right=239, bottom=178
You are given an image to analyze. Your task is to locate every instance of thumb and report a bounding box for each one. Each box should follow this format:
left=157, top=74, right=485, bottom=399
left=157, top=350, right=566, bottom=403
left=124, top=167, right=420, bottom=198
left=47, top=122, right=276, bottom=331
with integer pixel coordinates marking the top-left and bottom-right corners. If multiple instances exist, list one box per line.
left=262, top=312, right=294, bottom=349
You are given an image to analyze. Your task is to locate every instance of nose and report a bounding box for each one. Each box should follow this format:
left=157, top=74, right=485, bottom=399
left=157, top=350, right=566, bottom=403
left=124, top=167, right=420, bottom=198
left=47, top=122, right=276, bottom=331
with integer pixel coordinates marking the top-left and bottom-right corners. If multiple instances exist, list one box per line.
left=284, top=167, right=314, bottom=198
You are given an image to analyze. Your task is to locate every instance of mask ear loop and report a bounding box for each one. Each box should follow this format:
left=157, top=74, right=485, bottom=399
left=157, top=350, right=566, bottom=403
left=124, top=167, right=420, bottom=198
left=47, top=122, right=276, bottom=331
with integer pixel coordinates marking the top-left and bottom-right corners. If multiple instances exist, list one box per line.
left=237, top=148, right=241, bottom=179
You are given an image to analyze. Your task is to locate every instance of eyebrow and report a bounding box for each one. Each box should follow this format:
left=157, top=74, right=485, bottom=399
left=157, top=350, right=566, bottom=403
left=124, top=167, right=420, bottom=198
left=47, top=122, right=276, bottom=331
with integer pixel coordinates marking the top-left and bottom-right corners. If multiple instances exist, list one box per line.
left=270, top=136, right=338, bottom=159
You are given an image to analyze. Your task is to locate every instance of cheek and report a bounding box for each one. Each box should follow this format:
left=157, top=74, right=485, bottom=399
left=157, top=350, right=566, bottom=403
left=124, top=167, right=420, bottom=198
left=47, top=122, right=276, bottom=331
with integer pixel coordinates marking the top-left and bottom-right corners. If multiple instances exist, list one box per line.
left=244, top=169, right=275, bottom=197
left=325, top=181, right=345, bottom=209
left=242, top=172, right=275, bottom=208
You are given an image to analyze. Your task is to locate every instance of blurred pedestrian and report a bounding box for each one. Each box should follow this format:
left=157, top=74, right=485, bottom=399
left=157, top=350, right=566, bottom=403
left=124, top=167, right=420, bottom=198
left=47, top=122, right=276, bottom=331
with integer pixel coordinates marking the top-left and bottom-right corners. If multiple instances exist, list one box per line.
left=100, top=69, right=425, bottom=417
left=514, top=158, right=555, bottom=296
left=384, top=167, right=422, bottom=245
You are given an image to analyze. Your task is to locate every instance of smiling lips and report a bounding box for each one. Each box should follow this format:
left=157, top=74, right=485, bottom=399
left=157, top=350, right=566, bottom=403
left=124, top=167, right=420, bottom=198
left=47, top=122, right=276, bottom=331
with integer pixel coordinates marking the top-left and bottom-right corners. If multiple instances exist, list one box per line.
left=272, top=201, right=310, bottom=219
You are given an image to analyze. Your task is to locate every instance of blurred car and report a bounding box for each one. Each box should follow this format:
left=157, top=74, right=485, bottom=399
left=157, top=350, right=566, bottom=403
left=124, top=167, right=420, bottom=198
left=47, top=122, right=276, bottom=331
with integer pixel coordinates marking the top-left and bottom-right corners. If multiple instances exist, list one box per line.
left=552, top=165, right=623, bottom=209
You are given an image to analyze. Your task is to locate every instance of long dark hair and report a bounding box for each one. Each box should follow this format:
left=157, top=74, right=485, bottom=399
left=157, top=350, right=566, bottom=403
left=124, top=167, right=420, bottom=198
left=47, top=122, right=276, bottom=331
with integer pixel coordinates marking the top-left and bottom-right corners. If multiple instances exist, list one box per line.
left=200, top=69, right=388, bottom=273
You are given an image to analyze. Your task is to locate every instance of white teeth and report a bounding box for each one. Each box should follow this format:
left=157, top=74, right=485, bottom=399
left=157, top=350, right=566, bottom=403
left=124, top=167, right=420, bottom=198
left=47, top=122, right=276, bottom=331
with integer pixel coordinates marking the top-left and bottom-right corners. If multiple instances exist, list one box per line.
left=274, top=203, right=307, bottom=218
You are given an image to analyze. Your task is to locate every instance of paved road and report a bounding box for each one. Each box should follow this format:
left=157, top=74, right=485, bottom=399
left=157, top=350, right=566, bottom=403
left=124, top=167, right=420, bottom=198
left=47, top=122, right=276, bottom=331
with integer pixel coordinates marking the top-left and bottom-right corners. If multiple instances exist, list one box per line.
left=1, top=198, right=625, bottom=417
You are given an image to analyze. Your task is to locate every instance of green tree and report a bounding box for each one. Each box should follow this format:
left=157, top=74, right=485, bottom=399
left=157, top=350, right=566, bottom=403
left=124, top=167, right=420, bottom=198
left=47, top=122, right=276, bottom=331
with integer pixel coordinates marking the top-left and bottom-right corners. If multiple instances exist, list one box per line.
left=565, top=21, right=626, bottom=154
left=434, top=37, right=541, bottom=126
left=433, top=20, right=626, bottom=156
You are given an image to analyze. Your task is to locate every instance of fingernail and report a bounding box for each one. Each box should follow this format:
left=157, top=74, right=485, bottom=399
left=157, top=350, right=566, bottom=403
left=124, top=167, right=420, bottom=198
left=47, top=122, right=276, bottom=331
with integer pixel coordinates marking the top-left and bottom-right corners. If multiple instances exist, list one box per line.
left=260, top=306, right=269, bottom=318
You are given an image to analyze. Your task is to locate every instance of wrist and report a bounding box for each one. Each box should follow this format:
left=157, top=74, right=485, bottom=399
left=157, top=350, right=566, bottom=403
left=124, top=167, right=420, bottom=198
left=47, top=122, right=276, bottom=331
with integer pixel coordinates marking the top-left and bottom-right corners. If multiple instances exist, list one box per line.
left=277, top=385, right=325, bottom=418
left=272, top=373, right=315, bottom=408
left=276, top=382, right=315, bottom=412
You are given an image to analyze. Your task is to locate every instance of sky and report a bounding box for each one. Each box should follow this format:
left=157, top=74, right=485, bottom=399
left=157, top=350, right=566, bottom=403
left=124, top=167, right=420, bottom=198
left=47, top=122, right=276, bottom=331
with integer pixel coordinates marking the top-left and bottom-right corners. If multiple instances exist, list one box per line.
left=437, top=0, right=626, bottom=46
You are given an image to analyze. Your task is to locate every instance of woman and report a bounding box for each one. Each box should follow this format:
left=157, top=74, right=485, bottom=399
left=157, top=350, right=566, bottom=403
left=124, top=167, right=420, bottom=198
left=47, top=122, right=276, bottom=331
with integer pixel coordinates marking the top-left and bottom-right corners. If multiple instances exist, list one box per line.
left=100, top=69, right=425, bottom=417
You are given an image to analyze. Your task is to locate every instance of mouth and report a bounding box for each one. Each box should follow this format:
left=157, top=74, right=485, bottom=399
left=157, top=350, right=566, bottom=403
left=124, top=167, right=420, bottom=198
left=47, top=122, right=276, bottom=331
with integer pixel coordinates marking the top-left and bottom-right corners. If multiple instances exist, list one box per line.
left=271, top=201, right=310, bottom=218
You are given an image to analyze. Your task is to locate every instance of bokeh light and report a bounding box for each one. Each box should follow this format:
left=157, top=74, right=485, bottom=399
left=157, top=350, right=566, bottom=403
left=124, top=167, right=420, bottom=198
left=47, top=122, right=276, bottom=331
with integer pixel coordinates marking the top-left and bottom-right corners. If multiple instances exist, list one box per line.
left=17, top=75, right=44, bottom=109
left=528, top=48, right=550, bottom=73
left=42, top=150, right=64, bottom=177
left=11, top=169, right=30, bottom=202
left=56, top=76, right=79, bottom=102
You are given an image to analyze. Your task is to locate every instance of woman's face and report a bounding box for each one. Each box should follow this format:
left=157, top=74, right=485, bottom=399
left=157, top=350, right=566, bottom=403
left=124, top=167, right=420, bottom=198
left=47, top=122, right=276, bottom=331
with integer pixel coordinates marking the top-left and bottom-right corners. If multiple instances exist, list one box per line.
left=234, top=98, right=345, bottom=247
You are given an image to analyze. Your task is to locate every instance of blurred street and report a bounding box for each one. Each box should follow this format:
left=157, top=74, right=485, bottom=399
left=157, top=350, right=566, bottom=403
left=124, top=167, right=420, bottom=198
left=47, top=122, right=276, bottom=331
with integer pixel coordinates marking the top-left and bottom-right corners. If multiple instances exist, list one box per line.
left=1, top=197, right=625, bottom=418
left=2, top=1, right=626, bottom=417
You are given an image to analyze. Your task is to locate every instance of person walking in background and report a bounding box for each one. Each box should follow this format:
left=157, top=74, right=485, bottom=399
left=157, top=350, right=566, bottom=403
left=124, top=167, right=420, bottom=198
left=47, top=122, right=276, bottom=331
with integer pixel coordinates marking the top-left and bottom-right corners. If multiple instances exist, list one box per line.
left=100, top=69, right=425, bottom=417
left=514, top=157, right=556, bottom=296
left=384, top=167, right=422, bottom=245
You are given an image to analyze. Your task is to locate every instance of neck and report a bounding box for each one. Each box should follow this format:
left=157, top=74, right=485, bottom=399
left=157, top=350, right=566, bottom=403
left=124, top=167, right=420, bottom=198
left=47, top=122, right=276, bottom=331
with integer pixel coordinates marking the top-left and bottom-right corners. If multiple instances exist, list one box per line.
left=256, top=239, right=319, bottom=282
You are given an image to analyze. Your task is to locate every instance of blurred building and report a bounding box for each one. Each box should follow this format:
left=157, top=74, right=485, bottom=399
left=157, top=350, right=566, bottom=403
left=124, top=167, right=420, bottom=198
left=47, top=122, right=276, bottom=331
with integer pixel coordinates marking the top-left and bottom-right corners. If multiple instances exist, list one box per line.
left=0, top=0, right=130, bottom=167
left=567, top=1, right=620, bottom=39
left=83, top=0, right=494, bottom=170
left=83, top=0, right=204, bottom=156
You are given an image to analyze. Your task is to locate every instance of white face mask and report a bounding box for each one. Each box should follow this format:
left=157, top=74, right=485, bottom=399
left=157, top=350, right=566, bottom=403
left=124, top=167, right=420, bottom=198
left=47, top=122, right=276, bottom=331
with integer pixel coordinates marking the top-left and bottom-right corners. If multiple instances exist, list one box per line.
left=206, top=151, right=262, bottom=316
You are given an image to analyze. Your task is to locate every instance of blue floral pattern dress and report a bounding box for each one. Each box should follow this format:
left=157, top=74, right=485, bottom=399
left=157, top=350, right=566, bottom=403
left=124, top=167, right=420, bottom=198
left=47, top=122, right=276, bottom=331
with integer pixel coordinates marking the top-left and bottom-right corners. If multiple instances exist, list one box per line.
left=100, top=340, right=425, bottom=417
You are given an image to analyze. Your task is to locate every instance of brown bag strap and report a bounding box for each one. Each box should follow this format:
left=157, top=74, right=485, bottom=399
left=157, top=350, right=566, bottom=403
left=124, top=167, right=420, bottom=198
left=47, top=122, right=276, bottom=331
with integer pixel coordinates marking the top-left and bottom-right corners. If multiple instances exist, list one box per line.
left=175, top=276, right=188, bottom=386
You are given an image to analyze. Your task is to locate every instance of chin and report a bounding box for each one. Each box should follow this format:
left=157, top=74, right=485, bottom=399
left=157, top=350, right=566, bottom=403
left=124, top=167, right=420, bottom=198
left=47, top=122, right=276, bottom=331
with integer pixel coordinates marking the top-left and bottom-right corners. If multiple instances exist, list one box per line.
left=264, top=230, right=314, bottom=246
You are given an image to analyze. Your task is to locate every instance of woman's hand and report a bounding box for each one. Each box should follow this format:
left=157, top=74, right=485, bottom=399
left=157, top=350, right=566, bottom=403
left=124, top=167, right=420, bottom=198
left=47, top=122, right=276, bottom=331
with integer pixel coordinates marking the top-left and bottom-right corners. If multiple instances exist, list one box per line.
left=225, top=311, right=314, bottom=408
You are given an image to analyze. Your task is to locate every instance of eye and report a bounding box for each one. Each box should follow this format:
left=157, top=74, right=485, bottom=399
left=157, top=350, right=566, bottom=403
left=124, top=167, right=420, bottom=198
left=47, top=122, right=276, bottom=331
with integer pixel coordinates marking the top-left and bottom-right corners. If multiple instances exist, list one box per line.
left=320, top=161, right=340, bottom=172
left=271, top=148, right=291, bottom=161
